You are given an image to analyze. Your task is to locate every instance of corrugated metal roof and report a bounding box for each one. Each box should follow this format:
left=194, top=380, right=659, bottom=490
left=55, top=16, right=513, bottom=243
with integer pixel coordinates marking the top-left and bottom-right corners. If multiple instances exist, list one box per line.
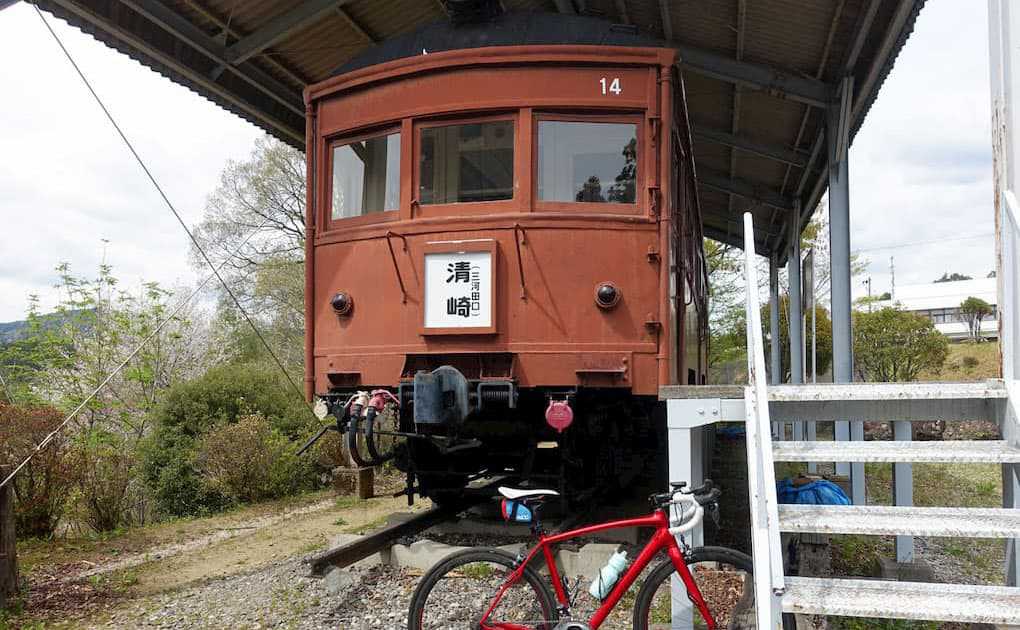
left=29, top=0, right=926, bottom=255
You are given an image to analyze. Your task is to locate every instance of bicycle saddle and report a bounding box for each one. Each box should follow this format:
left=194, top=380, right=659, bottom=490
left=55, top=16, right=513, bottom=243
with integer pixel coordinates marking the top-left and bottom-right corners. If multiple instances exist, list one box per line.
left=497, top=486, right=560, bottom=500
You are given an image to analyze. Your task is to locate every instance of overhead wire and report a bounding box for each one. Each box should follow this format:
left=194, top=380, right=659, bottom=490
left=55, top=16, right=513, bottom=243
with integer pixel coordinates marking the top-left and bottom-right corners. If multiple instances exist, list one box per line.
left=0, top=219, right=269, bottom=491
left=4, top=7, right=315, bottom=490
left=31, top=5, right=308, bottom=407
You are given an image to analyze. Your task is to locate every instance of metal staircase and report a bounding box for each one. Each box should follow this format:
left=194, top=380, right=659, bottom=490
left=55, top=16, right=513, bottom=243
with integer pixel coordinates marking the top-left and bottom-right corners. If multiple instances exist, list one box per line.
left=740, top=213, right=1020, bottom=627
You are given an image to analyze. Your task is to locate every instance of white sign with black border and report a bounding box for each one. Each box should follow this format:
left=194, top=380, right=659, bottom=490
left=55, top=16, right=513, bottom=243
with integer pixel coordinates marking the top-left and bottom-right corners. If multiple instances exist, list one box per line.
left=423, top=246, right=493, bottom=329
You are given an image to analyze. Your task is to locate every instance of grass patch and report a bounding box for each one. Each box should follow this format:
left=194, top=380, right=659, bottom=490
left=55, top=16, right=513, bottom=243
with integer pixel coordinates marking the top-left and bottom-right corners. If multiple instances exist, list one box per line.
left=334, top=495, right=362, bottom=509
left=921, top=340, right=999, bottom=381
left=343, top=515, right=388, bottom=535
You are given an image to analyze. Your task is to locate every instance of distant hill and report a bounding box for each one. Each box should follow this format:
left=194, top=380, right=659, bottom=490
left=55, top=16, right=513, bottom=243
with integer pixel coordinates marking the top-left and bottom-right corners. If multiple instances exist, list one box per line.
left=0, top=319, right=28, bottom=345
left=0, top=310, right=87, bottom=346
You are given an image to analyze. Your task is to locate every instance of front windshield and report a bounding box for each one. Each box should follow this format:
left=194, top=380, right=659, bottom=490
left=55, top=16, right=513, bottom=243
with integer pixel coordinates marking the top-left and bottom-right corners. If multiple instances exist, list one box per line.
left=419, top=120, right=514, bottom=204
left=537, top=121, right=637, bottom=204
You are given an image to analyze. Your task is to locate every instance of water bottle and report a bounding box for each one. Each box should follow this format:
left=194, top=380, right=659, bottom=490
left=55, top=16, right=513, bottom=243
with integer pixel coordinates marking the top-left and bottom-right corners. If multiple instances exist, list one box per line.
left=588, top=549, right=628, bottom=600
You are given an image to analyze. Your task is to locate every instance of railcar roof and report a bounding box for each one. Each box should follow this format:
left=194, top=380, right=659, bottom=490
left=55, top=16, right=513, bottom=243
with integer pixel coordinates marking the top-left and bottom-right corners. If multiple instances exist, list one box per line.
left=26, top=0, right=926, bottom=256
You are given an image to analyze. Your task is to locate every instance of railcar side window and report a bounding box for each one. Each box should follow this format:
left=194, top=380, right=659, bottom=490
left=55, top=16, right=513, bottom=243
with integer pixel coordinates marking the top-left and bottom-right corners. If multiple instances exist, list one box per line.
left=419, top=121, right=514, bottom=204
left=537, top=121, right=637, bottom=203
left=331, top=132, right=401, bottom=219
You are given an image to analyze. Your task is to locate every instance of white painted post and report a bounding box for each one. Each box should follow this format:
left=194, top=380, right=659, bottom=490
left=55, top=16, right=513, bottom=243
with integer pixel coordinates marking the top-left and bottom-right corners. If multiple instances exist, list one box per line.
left=665, top=400, right=709, bottom=628
left=988, top=0, right=1020, bottom=586
left=892, top=420, right=914, bottom=563
left=742, top=213, right=785, bottom=629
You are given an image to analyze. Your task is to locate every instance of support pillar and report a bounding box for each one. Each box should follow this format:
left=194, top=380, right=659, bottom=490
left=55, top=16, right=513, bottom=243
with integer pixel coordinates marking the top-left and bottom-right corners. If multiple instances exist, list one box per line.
left=1006, top=462, right=1019, bottom=586
left=769, top=254, right=783, bottom=441
left=665, top=400, right=710, bottom=627
left=787, top=205, right=805, bottom=442
left=828, top=85, right=862, bottom=502
left=892, top=420, right=914, bottom=563
left=0, top=473, right=16, bottom=610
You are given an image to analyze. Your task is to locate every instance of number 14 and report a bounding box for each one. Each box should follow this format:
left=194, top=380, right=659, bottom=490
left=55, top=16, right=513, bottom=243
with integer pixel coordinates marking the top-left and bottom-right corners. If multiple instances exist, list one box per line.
left=599, top=77, right=622, bottom=95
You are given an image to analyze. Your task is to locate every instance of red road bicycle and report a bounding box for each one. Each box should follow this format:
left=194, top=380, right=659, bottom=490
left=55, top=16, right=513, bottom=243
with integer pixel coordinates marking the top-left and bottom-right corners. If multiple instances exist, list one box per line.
left=408, top=481, right=793, bottom=629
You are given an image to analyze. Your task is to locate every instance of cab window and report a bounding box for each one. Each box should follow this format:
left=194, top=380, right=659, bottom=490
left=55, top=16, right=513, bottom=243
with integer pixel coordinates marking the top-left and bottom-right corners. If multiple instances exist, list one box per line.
left=419, top=120, right=514, bottom=204
left=331, top=131, right=401, bottom=219
left=537, top=121, right=637, bottom=204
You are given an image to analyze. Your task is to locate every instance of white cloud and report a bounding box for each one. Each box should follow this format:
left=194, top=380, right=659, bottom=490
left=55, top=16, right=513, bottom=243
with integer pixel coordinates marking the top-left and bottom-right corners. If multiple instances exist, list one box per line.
left=848, top=0, right=995, bottom=299
left=0, top=3, right=260, bottom=321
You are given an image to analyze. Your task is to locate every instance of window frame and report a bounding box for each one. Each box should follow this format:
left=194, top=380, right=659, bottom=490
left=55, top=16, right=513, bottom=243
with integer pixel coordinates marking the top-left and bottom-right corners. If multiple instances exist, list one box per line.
left=412, top=112, right=520, bottom=218
left=532, top=112, right=646, bottom=216
left=325, top=124, right=404, bottom=230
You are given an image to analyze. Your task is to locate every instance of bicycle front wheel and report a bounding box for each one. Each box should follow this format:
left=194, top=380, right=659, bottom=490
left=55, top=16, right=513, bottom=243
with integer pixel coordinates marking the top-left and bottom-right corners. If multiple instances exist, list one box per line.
left=407, top=548, right=557, bottom=630
left=632, top=546, right=795, bottom=629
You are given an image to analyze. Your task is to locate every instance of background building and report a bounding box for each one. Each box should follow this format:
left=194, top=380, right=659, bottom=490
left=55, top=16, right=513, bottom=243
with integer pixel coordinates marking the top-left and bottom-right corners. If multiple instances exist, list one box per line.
left=874, top=277, right=998, bottom=340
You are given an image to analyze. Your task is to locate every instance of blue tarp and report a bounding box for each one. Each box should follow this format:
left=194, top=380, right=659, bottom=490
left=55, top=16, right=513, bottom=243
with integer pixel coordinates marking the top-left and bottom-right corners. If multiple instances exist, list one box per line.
left=777, top=478, right=851, bottom=505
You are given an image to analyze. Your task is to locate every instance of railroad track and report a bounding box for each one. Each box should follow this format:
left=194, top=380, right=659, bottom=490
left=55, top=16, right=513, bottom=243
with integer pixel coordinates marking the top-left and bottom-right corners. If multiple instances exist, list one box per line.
left=308, top=478, right=512, bottom=575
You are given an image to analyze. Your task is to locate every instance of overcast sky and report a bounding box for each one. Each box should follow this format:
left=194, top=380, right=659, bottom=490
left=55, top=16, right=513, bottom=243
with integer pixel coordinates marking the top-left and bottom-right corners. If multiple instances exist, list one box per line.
left=0, top=0, right=997, bottom=322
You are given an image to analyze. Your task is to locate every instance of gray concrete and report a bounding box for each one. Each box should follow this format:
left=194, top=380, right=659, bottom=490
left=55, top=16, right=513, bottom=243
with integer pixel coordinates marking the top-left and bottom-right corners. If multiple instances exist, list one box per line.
left=770, top=253, right=783, bottom=440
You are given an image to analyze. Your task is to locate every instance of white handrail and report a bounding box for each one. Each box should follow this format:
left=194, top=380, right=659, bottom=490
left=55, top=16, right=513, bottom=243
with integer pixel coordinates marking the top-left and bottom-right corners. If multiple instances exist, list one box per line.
left=741, top=212, right=785, bottom=628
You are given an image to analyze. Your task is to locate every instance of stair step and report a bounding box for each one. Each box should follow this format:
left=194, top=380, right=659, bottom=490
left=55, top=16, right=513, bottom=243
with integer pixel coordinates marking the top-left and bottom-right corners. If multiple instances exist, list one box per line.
left=772, top=439, right=1020, bottom=463
left=782, top=577, right=1020, bottom=624
left=778, top=504, right=1020, bottom=538
left=768, top=381, right=1006, bottom=401
left=769, top=381, right=1006, bottom=423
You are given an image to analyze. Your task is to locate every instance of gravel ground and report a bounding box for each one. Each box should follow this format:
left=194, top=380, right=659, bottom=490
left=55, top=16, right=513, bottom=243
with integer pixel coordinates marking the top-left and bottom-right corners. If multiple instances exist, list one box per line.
left=84, top=556, right=419, bottom=630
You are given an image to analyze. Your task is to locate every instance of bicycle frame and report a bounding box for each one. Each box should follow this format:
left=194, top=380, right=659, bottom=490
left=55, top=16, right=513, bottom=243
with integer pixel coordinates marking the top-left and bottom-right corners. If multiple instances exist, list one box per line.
left=479, top=508, right=715, bottom=629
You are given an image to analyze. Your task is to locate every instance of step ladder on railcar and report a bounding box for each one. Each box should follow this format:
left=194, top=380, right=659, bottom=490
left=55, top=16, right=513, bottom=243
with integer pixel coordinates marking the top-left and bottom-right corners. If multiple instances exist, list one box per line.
left=738, top=207, right=1020, bottom=628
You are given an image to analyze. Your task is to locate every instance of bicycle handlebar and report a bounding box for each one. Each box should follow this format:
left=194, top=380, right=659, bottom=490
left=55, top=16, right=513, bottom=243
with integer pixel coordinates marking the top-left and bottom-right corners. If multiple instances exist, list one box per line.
left=655, top=479, right=720, bottom=536
left=667, top=493, right=704, bottom=536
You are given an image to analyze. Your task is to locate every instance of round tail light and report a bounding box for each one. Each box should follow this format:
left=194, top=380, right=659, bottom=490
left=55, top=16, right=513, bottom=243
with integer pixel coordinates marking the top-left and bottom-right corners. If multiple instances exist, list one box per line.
left=330, top=291, right=354, bottom=316
left=595, top=282, right=621, bottom=309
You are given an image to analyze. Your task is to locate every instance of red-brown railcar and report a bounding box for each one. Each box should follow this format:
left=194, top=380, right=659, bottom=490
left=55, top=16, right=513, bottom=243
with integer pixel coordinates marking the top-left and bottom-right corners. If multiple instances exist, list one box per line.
left=303, top=11, right=708, bottom=504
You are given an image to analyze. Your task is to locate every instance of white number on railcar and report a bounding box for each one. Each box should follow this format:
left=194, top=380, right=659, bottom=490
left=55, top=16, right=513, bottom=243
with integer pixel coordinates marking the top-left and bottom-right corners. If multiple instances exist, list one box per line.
left=599, top=77, right=622, bottom=95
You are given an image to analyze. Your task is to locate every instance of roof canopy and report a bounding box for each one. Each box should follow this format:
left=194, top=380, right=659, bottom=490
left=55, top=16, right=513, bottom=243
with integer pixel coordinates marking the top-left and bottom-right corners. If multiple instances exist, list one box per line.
left=31, top=0, right=924, bottom=255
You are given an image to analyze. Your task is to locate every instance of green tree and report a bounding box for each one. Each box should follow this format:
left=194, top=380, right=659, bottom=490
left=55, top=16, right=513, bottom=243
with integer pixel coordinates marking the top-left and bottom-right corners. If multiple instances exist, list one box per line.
left=853, top=307, right=949, bottom=382
left=959, top=296, right=993, bottom=341
left=761, top=297, right=833, bottom=382
left=934, top=272, right=972, bottom=283
left=193, top=137, right=306, bottom=372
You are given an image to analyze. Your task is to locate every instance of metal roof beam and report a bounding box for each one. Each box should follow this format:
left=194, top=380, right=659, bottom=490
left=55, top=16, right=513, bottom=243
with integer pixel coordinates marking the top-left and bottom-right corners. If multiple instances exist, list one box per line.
left=0, top=1, right=18, bottom=11
left=46, top=0, right=304, bottom=145
left=115, top=0, right=304, bottom=116
left=614, top=0, right=630, bottom=24
left=658, top=0, right=673, bottom=41
left=552, top=0, right=575, bottom=14
left=337, top=6, right=376, bottom=43
left=693, top=125, right=808, bottom=168
left=227, top=0, right=349, bottom=65
left=676, top=45, right=831, bottom=108
left=699, top=170, right=796, bottom=212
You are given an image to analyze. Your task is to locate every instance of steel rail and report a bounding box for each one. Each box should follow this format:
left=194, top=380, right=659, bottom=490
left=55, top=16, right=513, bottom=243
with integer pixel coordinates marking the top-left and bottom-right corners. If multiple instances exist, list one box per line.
left=308, top=479, right=510, bottom=575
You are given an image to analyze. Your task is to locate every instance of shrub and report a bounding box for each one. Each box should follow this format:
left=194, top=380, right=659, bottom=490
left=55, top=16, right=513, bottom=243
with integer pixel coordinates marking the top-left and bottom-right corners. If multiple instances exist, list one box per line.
left=195, top=414, right=317, bottom=503
left=853, top=308, right=949, bottom=382
left=70, top=432, right=140, bottom=532
left=141, top=364, right=319, bottom=517
left=0, top=403, right=74, bottom=538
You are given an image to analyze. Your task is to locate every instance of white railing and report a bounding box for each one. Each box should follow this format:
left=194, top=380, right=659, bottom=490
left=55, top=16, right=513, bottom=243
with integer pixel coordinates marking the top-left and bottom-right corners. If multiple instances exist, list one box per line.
left=990, top=0, right=1020, bottom=585
left=741, top=212, right=786, bottom=627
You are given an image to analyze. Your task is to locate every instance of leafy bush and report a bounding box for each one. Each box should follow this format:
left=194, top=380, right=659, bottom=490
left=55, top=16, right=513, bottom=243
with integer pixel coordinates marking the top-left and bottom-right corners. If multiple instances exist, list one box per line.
left=0, top=403, right=74, bottom=538
left=195, top=414, right=317, bottom=503
left=853, top=307, right=949, bottom=382
left=70, top=432, right=140, bottom=532
left=141, top=364, right=318, bottom=517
